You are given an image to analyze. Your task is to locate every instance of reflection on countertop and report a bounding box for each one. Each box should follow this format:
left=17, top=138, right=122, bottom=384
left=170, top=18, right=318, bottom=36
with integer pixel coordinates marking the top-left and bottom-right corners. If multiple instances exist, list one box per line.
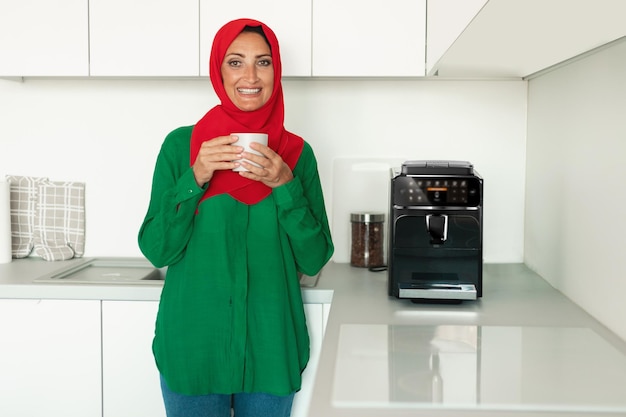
left=333, top=324, right=626, bottom=413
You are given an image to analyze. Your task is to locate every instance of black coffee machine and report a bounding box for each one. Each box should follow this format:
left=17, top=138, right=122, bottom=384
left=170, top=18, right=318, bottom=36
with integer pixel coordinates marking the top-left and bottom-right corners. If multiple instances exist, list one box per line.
left=388, top=160, right=483, bottom=302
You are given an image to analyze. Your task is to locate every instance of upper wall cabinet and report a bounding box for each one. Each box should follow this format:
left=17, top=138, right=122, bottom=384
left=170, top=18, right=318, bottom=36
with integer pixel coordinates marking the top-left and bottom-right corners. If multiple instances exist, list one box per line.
left=426, top=0, right=487, bottom=75
left=89, top=0, right=199, bottom=76
left=431, top=0, right=626, bottom=78
left=199, top=0, right=312, bottom=77
left=0, top=0, right=88, bottom=76
left=312, top=0, right=426, bottom=77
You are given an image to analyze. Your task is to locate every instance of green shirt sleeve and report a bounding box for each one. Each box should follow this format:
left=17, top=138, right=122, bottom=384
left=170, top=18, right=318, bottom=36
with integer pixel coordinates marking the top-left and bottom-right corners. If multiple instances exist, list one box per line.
left=138, top=126, right=205, bottom=267
left=273, top=142, right=334, bottom=276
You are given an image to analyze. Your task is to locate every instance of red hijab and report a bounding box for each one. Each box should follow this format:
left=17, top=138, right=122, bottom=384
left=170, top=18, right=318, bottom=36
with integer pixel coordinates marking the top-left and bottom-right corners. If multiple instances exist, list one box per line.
left=190, top=18, right=304, bottom=205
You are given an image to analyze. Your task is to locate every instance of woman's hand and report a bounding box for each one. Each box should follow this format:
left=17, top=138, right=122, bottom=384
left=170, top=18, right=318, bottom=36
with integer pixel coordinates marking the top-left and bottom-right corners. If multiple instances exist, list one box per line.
left=192, top=135, right=243, bottom=187
left=238, top=142, right=294, bottom=188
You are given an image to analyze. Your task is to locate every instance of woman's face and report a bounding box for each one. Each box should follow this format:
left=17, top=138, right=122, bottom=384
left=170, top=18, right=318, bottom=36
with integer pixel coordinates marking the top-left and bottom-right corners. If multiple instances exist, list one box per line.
left=221, top=31, right=274, bottom=112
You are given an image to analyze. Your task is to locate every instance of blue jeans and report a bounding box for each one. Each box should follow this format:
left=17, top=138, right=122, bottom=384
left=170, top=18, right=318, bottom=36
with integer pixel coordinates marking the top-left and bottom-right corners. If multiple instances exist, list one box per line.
left=160, top=375, right=295, bottom=417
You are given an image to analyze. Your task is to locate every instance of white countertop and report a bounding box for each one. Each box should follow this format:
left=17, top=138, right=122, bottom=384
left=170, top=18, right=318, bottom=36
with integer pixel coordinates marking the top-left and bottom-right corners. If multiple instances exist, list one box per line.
left=0, top=257, right=332, bottom=304
left=0, top=257, right=165, bottom=301
left=310, top=262, right=626, bottom=417
left=2, top=258, right=626, bottom=417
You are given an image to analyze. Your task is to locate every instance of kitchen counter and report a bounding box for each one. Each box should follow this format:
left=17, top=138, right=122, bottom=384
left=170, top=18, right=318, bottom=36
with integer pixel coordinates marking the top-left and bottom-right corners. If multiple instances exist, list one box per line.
left=1, top=259, right=626, bottom=417
left=310, top=262, right=626, bottom=417
left=0, top=257, right=332, bottom=304
left=0, top=257, right=167, bottom=301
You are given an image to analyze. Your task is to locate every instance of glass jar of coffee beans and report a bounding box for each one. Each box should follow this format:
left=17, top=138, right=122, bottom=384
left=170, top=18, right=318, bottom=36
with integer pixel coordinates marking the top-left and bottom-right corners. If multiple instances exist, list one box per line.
left=350, top=212, right=385, bottom=268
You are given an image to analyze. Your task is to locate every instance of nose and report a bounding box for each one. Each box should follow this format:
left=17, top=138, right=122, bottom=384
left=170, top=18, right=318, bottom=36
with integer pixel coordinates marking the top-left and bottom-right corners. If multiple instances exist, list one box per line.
left=244, top=64, right=259, bottom=82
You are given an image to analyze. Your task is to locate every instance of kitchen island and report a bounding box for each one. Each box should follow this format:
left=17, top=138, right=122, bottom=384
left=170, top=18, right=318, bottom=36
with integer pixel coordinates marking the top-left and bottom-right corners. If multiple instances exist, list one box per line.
left=1, top=259, right=626, bottom=417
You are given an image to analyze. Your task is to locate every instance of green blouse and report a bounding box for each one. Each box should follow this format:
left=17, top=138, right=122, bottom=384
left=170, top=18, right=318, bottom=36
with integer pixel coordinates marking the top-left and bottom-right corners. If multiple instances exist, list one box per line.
left=138, top=126, right=334, bottom=396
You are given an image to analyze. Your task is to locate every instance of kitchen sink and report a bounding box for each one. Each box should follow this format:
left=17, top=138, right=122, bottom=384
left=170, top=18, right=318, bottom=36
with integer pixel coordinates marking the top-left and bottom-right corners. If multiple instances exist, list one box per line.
left=34, top=257, right=320, bottom=287
left=33, top=258, right=164, bottom=285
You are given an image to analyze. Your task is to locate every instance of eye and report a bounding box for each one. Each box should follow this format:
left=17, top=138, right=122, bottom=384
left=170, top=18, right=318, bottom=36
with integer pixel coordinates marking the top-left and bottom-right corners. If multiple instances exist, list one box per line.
left=227, top=59, right=242, bottom=68
left=258, top=58, right=272, bottom=67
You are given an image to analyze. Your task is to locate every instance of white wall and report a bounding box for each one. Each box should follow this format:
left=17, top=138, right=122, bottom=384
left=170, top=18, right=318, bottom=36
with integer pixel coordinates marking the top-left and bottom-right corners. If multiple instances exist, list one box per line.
left=525, top=39, right=626, bottom=341
left=0, top=77, right=527, bottom=262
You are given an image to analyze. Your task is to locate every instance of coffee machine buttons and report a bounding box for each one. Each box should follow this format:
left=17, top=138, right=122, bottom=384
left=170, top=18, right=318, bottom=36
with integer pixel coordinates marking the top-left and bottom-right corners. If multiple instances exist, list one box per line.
left=393, top=176, right=480, bottom=207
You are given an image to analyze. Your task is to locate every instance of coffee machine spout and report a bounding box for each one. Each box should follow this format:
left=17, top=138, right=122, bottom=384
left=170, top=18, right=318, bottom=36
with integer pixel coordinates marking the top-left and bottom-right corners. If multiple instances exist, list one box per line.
left=426, top=214, right=448, bottom=244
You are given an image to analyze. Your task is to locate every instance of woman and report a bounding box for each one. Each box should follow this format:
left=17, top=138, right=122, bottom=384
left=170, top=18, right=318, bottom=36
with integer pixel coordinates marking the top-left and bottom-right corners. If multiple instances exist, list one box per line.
left=138, top=18, right=334, bottom=417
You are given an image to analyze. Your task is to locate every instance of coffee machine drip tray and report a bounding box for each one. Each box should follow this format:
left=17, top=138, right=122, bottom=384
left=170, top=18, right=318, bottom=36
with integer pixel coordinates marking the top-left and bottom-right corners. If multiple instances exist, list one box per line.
left=398, top=282, right=477, bottom=301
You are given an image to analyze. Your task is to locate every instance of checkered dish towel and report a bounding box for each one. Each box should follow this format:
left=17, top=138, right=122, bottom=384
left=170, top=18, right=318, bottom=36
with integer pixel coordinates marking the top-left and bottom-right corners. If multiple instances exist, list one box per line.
left=6, top=175, right=48, bottom=257
left=6, top=176, right=86, bottom=261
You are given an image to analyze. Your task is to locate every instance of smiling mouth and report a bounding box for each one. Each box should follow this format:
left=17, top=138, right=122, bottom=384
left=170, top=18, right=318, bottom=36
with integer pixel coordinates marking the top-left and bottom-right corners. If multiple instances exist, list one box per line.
left=238, top=88, right=261, bottom=95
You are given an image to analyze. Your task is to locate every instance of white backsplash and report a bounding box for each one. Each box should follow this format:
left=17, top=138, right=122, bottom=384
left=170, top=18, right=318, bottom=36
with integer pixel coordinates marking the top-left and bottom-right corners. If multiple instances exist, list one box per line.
left=331, top=157, right=404, bottom=264
left=0, top=78, right=527, bottom=260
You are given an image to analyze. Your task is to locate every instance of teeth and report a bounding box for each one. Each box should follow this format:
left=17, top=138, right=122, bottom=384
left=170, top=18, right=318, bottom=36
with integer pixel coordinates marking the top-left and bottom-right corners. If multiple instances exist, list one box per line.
left=238, top=88, right=260, bottom=94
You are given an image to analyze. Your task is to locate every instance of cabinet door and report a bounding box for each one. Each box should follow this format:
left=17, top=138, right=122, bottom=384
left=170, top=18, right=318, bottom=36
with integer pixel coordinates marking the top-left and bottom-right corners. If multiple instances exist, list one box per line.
left=89, top=0, right=199, bottom=76
left=430, top=0, right=626, bottom=77
left=312, top=0, right=426, bottom=76
left=322, top=302, right=331, bottom=335
left=199, top=0, right=312, bottom=77
left=291, top=303, right=324, bottom=417
left=102, top=300, right=164, bottom=417
left=0, top=0, right=88, bottom=76
left=0, top=299, right=101, bottom=417
left=426, top=0, right=488, bottom=75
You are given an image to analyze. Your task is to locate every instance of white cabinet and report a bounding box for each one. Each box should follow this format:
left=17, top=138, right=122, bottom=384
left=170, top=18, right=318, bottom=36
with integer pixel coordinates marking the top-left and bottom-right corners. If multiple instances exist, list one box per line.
left=89, top=0, right=199, bottom=76
left=101, top=300, right=328, bottom=417
left=431, top=0, right=626, bottom=78
left=312, top=0, right=426, bottom=76
left=0, top=296, right=329, bottom=417
left=5, top=0, right=625, bottom=79
left=199, top=0, right=312, bottom=77
left=102, top=300, right=165, bottom=417
left=426, top=0, right=487, bottom=75
left=0, top=299, right=101, bottom=417
left=292, top=303, right=330, bottom=417
left=0, top=0, right=88, bottom=76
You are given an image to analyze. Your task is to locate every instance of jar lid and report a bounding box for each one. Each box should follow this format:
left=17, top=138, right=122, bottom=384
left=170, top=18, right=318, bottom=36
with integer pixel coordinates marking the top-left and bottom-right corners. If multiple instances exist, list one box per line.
left=350, top=212, right=385, bottom=223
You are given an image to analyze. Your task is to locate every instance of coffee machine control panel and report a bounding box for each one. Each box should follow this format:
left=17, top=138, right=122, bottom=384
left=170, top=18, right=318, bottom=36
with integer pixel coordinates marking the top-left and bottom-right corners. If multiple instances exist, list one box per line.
left=392, top=176, right=482, bottom=207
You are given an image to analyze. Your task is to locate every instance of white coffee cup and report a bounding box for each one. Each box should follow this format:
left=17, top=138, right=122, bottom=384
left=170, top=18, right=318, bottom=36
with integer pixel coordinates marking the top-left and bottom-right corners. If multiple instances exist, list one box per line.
left=231, top=133, right=268, bottom=172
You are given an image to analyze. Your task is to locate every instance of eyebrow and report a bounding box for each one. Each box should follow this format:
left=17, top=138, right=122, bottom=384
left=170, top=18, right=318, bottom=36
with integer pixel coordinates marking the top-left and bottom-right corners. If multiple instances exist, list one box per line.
left=225, top=52, right=272, bottom=59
